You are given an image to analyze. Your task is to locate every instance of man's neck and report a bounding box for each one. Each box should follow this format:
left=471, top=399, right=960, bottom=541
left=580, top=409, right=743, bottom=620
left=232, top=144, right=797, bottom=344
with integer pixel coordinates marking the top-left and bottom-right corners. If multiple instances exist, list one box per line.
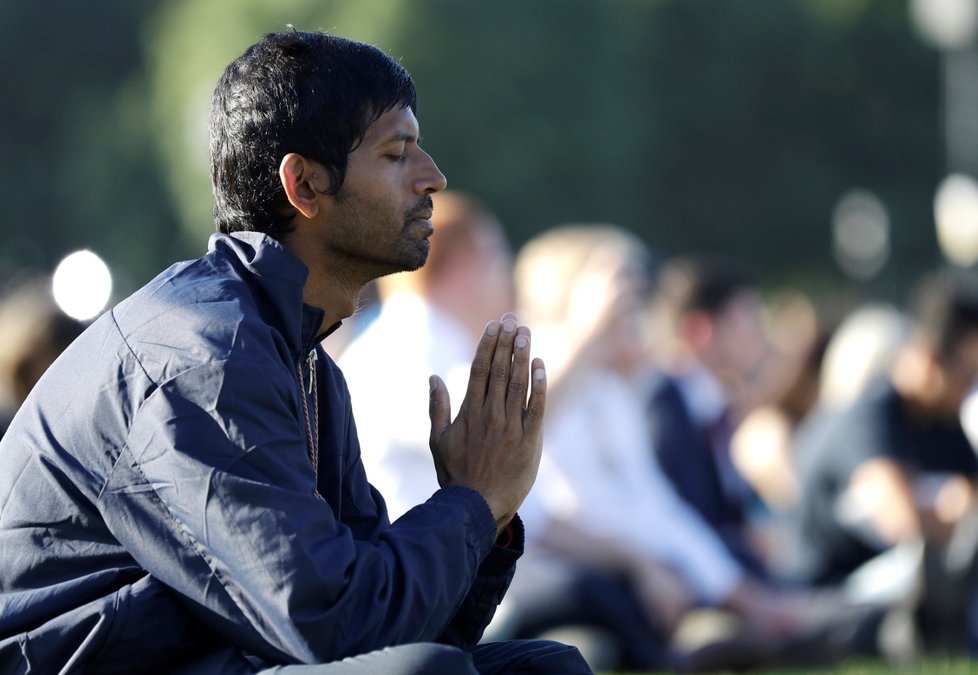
left=303, top=271, right=362, bottom=335
left=280, top=234, right=365, bottom=335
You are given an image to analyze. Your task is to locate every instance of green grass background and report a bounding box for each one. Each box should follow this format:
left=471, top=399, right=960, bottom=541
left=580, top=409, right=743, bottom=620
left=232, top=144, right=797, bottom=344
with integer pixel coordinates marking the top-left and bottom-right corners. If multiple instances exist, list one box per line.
left=600, top=656, right=978, bottom=674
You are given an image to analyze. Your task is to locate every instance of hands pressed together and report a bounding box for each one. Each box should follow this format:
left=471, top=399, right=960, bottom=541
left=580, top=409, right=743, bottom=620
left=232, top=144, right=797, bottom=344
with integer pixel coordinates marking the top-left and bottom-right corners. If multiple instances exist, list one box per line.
left=428, top=313, right=546, bottom=536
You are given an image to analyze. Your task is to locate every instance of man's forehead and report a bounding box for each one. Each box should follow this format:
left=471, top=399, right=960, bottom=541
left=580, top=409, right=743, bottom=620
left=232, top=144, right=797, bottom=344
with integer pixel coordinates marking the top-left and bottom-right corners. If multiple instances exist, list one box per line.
left=363, top=106, right=419, bottom=143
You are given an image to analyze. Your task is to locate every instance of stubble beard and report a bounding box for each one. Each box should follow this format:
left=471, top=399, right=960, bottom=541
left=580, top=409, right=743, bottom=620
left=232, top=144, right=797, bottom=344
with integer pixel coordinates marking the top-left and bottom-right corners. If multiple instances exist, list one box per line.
left=330, top=190, right=430, bottom=279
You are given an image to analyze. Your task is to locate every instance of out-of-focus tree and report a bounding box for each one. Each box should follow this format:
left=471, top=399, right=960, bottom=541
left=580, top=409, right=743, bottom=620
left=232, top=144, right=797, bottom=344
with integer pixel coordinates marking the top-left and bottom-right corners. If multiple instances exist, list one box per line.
left=1, top=0, right=946, bottom=304
left=635, top=0, right=940, bottom=300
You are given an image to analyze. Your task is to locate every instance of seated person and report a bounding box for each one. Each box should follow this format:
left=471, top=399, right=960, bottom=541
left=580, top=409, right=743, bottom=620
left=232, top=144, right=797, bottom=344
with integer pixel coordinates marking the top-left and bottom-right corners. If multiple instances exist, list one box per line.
left=0, top=30, right=588, bottom=675
left=789, top=270, right=978, bottom=651
left=645, top=254, right=772, bottom=577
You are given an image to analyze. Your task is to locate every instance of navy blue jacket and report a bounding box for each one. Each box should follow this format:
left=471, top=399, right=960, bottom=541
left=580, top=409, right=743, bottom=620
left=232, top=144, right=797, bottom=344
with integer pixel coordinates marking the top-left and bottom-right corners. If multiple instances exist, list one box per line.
left=0, top=233, right=518, bottom=673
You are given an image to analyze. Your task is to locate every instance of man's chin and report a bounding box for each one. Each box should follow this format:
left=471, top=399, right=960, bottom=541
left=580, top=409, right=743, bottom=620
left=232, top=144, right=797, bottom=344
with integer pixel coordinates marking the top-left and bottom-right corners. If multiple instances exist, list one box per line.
left=378, top=250, right=428, bottom=277
left=407, top=242, right=430, bottom=270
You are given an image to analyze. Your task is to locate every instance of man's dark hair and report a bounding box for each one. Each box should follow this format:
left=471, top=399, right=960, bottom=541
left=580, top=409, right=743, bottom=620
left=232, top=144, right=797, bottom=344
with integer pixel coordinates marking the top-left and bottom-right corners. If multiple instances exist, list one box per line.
left=909, top=268, right=978, bottom=361
left=209, top=30, right=417, bottom=237
left=655, top=253, right=758, bottom=319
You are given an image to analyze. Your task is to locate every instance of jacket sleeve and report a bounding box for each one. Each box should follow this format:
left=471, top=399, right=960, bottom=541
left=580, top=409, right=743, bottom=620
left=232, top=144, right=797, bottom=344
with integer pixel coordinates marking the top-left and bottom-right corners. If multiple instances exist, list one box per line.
left=437, top=518, right=523, bottom=648
left=97, top=353, right=499, bottom=666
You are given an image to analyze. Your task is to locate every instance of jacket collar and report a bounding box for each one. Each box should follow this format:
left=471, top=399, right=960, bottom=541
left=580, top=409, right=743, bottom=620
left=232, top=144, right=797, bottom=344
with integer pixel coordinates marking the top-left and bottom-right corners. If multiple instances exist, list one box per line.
left=208, top=232, right=339, bottom=359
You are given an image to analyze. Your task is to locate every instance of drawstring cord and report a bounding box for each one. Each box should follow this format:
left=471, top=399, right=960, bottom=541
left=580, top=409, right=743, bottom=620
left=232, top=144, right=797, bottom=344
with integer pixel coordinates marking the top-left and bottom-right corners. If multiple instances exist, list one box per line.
left=297, top=349, right=322, bottom=498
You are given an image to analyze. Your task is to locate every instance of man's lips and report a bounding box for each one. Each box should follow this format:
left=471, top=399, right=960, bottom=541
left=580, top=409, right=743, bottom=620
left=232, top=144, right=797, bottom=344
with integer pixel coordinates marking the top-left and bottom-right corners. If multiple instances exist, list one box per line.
left=405, top=196, right=434, bottom=233
left=405, top=213, right=434, bottom=237
left=406, top=209, right=432, bottom=222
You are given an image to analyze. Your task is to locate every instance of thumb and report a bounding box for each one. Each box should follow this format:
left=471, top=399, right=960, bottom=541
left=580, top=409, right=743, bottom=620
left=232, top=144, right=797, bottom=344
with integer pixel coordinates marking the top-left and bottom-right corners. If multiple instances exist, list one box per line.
left=428, top=375, right=451, bottom=442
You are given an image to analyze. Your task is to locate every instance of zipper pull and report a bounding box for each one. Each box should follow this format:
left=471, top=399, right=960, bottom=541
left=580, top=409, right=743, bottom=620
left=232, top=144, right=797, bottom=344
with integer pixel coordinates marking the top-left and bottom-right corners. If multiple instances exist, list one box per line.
left=306, top=349, right=318, bottom=394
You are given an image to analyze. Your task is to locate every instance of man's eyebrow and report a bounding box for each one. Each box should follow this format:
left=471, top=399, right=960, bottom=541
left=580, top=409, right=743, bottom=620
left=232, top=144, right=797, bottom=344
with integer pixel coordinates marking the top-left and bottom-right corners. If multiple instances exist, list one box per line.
left=380, top=130, right=419, bottom=144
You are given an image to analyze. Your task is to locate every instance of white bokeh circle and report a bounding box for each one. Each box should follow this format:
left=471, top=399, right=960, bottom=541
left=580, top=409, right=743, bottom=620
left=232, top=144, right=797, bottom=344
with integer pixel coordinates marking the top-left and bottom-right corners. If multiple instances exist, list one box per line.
left=52, top=250, right=113, bottom=321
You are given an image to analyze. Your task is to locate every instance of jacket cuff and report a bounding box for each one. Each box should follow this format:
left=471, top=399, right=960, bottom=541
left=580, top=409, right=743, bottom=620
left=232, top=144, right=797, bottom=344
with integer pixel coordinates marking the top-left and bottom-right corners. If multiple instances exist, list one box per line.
left=479, top=514, right=524, bottom=576
left=431, top=485, right=498, bottom=560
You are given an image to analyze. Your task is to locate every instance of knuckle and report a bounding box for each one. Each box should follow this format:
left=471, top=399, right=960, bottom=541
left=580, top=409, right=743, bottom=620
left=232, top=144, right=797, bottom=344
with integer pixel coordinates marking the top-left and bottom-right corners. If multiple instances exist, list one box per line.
left=526, top=406, right=545, bottom=423
left=507, top=380, right=526, bottom=396
left=490, top=364, right=509, bottom=380
left=470, top=362, right=491, bottom=379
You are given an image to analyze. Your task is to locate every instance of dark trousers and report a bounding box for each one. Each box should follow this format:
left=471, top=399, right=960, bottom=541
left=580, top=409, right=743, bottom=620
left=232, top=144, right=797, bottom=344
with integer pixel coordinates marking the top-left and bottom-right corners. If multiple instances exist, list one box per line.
left=259, top=640, right=592, bottom=675
left=502, top=567, right=669, bottom=670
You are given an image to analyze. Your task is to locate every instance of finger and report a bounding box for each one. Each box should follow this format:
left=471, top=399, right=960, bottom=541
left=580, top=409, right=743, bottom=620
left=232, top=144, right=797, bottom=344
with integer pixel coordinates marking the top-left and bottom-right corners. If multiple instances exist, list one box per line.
left=427, top=375, right=451, bottom=446
left=505, top=325, right=531, bottom=420
left=524, top=357, right=547, bottom=435
left=463, top=320, right=502, bottom=408
left=486, top=315, right=519, bottom=414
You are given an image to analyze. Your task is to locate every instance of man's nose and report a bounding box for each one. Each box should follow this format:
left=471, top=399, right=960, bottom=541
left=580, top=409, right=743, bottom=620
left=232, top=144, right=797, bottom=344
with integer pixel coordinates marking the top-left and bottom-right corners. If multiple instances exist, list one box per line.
left=416, top=149, right=447, bottom=195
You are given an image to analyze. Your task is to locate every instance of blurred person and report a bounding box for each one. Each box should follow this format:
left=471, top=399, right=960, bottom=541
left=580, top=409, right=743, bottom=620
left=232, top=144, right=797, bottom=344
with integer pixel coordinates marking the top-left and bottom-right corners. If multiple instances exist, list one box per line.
left=731, top=301, right=907, bottom=580
left=338, top=190, right=514, bottom=519
left=0, top=31, right=590, bottom=674
left=816, top=302, right=910, bottom=412
left=789, top=302, right=911, bottom=506
left=0, top=278, right=84, bottom=436
left=645, top=254, right=772, bottom=577
left=729, top=291, right=829, bottom=554
left=510, top=225, right=837, bottom=672
left=788, top=270, right=978, bottom=654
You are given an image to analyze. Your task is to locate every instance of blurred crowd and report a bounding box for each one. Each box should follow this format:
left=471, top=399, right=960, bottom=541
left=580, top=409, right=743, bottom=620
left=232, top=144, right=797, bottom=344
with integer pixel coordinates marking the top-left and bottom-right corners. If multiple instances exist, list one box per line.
left=6, top=189, right=978, bottom=672
left=334, top=190, right=978, bottom=672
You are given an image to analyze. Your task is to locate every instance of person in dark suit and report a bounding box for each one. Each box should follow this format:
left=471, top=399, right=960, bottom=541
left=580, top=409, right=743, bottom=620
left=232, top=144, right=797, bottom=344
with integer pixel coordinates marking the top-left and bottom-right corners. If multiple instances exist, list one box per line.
left=645, top=254, right=771, bottom=577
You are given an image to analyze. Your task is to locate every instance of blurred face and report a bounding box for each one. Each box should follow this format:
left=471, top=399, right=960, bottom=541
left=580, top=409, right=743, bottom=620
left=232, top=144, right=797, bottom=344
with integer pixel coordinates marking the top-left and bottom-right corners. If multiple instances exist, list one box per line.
left=708, top=290, right=768, bottom=382
left=324, top=106, right=447, bottom=276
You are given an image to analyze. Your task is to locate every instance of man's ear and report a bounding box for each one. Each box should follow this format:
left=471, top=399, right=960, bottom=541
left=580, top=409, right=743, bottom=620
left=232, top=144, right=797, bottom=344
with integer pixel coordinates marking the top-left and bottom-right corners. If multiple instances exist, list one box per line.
left=279, top=153, right=330, bottom=220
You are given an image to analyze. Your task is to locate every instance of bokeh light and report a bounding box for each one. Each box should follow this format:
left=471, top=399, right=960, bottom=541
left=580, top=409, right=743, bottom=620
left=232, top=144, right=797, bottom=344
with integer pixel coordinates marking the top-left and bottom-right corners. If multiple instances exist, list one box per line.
left=935, top=173, right=978, bottom=267
left=52, top=250, right=113, bottom=321
left=961, top=385, right=978, bottom=450
left=832, top=189, right=891, bottom=281
left=910, top=0, right=978, bottom=50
